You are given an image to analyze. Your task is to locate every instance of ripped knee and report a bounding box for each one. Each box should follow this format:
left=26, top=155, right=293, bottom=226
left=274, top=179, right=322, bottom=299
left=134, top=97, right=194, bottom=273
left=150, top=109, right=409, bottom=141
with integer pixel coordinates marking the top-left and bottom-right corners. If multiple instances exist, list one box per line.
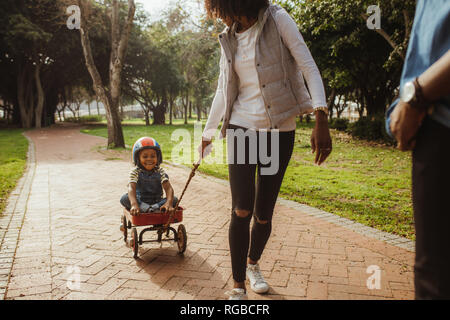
left=234, top=208, right=251, bottom=218
left=255, top=217, right=269, bottom=224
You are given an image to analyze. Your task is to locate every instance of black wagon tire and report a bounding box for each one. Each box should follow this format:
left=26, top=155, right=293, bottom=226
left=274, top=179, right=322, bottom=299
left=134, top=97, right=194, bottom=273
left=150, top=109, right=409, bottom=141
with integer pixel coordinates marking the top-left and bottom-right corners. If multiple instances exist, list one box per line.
left=131, top=227, right=138, bottom=259
left=177, top=224, right=187, bottom=254
left=122, top=215, right=127, bottom=242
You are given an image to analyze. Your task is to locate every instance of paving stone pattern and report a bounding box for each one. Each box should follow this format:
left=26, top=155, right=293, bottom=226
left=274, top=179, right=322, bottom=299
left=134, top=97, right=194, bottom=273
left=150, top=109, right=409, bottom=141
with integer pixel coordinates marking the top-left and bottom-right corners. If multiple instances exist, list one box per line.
left=1, top=124, right=415, bottom=300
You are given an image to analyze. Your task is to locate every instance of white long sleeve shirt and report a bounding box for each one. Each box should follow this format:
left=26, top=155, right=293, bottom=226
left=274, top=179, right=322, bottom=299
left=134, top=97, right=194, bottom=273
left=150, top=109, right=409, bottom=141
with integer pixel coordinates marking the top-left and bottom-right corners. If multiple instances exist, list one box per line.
left=203, top=7, right=327, bottom=140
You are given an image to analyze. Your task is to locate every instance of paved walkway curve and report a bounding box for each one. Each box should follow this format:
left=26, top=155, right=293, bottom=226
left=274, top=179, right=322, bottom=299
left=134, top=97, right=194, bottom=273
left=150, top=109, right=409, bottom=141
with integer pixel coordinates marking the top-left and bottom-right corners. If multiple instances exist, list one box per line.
left=1, top=124, right=415, bottom=300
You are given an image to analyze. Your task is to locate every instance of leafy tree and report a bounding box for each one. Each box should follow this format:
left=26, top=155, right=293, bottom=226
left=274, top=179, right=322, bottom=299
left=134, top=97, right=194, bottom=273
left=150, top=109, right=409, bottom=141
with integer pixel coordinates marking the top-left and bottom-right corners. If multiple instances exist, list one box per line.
left=1, top=0, right=67, bottom=128
left=277, top=0, right=415, bottom=117
left=123, top=23, right=182, bottom=125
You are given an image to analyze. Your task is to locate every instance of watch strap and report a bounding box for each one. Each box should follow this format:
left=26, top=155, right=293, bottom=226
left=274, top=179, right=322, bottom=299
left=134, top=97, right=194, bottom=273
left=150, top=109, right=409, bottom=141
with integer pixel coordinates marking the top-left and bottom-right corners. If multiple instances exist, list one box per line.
left=411, top=77, right=431, bottom=111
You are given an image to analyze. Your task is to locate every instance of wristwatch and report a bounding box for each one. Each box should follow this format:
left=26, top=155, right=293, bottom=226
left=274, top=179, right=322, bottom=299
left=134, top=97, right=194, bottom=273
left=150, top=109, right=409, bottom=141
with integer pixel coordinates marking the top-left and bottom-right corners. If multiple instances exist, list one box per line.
left=400, top=77, right=431, bottom=111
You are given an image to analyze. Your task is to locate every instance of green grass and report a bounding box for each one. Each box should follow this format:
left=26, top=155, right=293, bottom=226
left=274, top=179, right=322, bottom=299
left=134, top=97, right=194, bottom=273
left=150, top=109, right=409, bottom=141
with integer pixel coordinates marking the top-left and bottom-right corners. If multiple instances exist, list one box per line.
left=0, top=129, right=29, bottom=215
left=82, top=119, right=414, bottom=240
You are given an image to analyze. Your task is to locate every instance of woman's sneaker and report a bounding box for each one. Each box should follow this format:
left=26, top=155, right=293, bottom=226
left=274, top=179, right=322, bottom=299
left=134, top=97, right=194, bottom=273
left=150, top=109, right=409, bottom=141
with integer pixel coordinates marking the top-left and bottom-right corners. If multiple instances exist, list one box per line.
left=225, top=288, right=248, bottom=300
left=246, top=263, right=269, bottom=294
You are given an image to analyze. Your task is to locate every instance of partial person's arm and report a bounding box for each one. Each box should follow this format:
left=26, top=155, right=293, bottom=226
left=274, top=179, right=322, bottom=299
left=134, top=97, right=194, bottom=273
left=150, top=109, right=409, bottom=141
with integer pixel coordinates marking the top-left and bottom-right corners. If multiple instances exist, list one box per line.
left=128, top=182, right=139, bottom=215
left=275, top=8, right=332, bottom=165
left=202, top=47, right=226, bottom=141
left=161, top=180, right=174, bottom=213
left=275, top=8, right=327, bottom=109
left=419, top=50, right=450, bottom=101
left=390, top=50, right=450, bottom=150
left=200, top=48, right=226, bottom=158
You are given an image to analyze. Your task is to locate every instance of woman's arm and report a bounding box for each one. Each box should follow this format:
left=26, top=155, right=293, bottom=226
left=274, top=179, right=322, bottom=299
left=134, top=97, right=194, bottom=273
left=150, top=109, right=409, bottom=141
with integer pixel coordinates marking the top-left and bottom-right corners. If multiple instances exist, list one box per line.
left=275, top=8, right=332, bottom=165
left=274, top=8, right=327, bottom=109
left=202, top=47, right=227, bottom=141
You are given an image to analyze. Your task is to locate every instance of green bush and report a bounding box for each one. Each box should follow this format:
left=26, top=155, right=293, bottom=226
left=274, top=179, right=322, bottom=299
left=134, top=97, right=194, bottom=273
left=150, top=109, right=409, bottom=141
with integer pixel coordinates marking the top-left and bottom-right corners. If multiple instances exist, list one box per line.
left=65, top=115, right=103, bottom=123
left=329, top=118, right=349, bottom=131
left=347, top=116, right=394, bottom=144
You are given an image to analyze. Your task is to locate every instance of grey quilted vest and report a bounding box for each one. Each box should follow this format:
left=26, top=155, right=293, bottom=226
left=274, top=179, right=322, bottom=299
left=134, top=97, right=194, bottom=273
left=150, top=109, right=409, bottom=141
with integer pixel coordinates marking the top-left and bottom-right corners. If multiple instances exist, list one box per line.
left=218, top=4, right=314, bottom=138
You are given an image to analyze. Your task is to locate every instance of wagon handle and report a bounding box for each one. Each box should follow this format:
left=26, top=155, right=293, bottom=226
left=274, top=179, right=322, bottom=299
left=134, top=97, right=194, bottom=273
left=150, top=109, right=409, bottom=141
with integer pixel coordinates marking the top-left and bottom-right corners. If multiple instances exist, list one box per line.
left=163, top=158, right=201, bottom=230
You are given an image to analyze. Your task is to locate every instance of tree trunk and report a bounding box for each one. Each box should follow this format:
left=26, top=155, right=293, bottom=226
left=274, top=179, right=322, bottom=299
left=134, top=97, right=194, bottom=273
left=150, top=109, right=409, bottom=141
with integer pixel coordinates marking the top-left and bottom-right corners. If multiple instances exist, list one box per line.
left=88, top=101, right=91, bottom=116
left=189, top=101, right=192, bottom=119
left=144, top=110, right=150, bottom=126
left=96, top=99, right=100, bottom=115
left=106, top=106, right=124, bottom=148
left=183, top=91, right=188, bottom=124
left=17, top=65, right=34, bottom=129
left=34, top=64, right=45, bottom=128
left=327, top=88, right=336, bottom=120
left=77, top=0, right=135, bottom=148
left=169, top=97, right=173, bottom=125
left=153, top=105, right=165, bottom=125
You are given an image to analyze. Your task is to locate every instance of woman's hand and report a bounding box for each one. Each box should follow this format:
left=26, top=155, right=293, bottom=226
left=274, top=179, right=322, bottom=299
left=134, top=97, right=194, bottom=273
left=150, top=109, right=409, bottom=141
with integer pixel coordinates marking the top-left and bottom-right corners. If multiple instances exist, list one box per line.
left=199, top=137, right=213, bottom=159
left=311, top=110, right=332, bottom=165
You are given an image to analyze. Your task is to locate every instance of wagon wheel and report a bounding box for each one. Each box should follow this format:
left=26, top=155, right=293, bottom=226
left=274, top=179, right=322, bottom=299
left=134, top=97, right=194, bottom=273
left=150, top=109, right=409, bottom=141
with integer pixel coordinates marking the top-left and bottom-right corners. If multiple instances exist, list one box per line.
left=177, top=224, right=187, bottom=254
left=131, top=227, right=138, bottom=259
left=121, top=215, right=127, bottom=242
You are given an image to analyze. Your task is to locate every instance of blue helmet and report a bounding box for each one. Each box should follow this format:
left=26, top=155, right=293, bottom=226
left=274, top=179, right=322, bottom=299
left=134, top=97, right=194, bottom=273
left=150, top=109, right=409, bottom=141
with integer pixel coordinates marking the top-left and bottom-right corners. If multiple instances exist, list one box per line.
left=132, top=137, right=163, bottom=168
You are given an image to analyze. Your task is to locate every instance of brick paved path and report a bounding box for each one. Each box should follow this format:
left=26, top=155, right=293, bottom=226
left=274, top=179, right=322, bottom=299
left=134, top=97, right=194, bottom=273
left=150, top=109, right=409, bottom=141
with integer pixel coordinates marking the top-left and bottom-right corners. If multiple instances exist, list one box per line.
left=1, top=124, right=415, bottom=300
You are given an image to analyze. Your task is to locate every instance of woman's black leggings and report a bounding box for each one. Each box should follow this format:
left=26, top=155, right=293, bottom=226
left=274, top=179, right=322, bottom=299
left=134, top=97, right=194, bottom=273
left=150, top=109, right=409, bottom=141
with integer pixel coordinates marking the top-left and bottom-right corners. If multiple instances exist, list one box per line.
left=227, top=124, right=295, bottom=282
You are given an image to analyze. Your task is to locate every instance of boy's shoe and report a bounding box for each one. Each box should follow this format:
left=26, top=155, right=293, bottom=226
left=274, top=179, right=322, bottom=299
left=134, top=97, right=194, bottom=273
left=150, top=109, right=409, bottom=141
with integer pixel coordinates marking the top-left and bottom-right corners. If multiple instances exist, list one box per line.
left=246, top=263, right=269, bottom=294
left=225, top=288, right=248, bottom=300
left=120, top=223, right=125, bottom=232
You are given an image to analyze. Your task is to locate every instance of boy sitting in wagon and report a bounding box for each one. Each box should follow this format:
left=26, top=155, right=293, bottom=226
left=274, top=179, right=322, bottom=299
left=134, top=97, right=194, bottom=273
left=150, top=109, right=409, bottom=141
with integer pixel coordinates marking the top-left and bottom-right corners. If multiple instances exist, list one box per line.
left=120, top=137, right=178, bottom=216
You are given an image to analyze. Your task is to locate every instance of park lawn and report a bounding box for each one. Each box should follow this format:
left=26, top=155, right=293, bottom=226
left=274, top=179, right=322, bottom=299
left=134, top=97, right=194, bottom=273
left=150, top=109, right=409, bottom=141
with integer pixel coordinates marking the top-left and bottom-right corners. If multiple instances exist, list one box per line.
left=82, top=120, right=414, bottom=240
left=0, top=129, right=29, bottom=215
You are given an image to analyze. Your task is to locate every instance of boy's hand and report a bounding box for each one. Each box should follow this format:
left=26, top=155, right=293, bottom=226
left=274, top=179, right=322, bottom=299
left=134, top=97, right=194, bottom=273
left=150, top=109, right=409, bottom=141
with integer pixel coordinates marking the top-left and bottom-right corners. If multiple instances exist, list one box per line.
left=160, top=203, right=169, bottom=213
left=160, top=203, right=173, bottom=214
left=130, top=204, right=140, bottom=215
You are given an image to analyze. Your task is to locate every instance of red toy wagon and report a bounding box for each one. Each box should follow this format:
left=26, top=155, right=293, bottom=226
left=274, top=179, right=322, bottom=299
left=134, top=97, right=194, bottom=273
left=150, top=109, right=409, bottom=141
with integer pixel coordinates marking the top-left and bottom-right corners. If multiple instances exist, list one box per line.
left=121, top=207, right=187, bottom=258
left=120, top=161, right=201, bottom=259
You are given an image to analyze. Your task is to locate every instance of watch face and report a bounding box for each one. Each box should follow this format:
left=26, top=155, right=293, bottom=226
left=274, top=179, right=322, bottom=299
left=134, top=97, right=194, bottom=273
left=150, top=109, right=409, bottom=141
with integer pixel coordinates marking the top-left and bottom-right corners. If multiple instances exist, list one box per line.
left=401, top=81, right=415, bottom=103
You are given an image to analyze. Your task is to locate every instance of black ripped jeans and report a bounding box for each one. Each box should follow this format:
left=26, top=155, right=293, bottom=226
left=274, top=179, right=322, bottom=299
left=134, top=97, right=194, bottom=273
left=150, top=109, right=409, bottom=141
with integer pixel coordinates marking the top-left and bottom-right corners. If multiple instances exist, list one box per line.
left=226, top=124, right=295, bottom=282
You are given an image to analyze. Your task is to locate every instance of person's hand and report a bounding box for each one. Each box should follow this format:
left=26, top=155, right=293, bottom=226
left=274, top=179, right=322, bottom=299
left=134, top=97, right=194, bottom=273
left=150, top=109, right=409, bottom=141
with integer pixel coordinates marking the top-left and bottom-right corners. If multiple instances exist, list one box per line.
left=130, top=203, right=140, bottom=216
left=160, top=203, right=174, bottom=214
left=198, top=137, right=213, bottom=159
left=390, top=100, right=426, bottom=151
left=311, top=111, right=332, bottom=165
left=160, top=202, right=169, bottom=213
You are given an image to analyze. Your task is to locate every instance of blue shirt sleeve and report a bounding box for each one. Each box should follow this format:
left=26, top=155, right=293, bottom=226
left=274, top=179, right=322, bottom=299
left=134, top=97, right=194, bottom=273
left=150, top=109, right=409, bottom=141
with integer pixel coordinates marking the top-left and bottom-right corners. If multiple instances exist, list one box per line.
left=385, top=98, right=399, bottom=139
left=385, top=0, right=450, bottom=137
